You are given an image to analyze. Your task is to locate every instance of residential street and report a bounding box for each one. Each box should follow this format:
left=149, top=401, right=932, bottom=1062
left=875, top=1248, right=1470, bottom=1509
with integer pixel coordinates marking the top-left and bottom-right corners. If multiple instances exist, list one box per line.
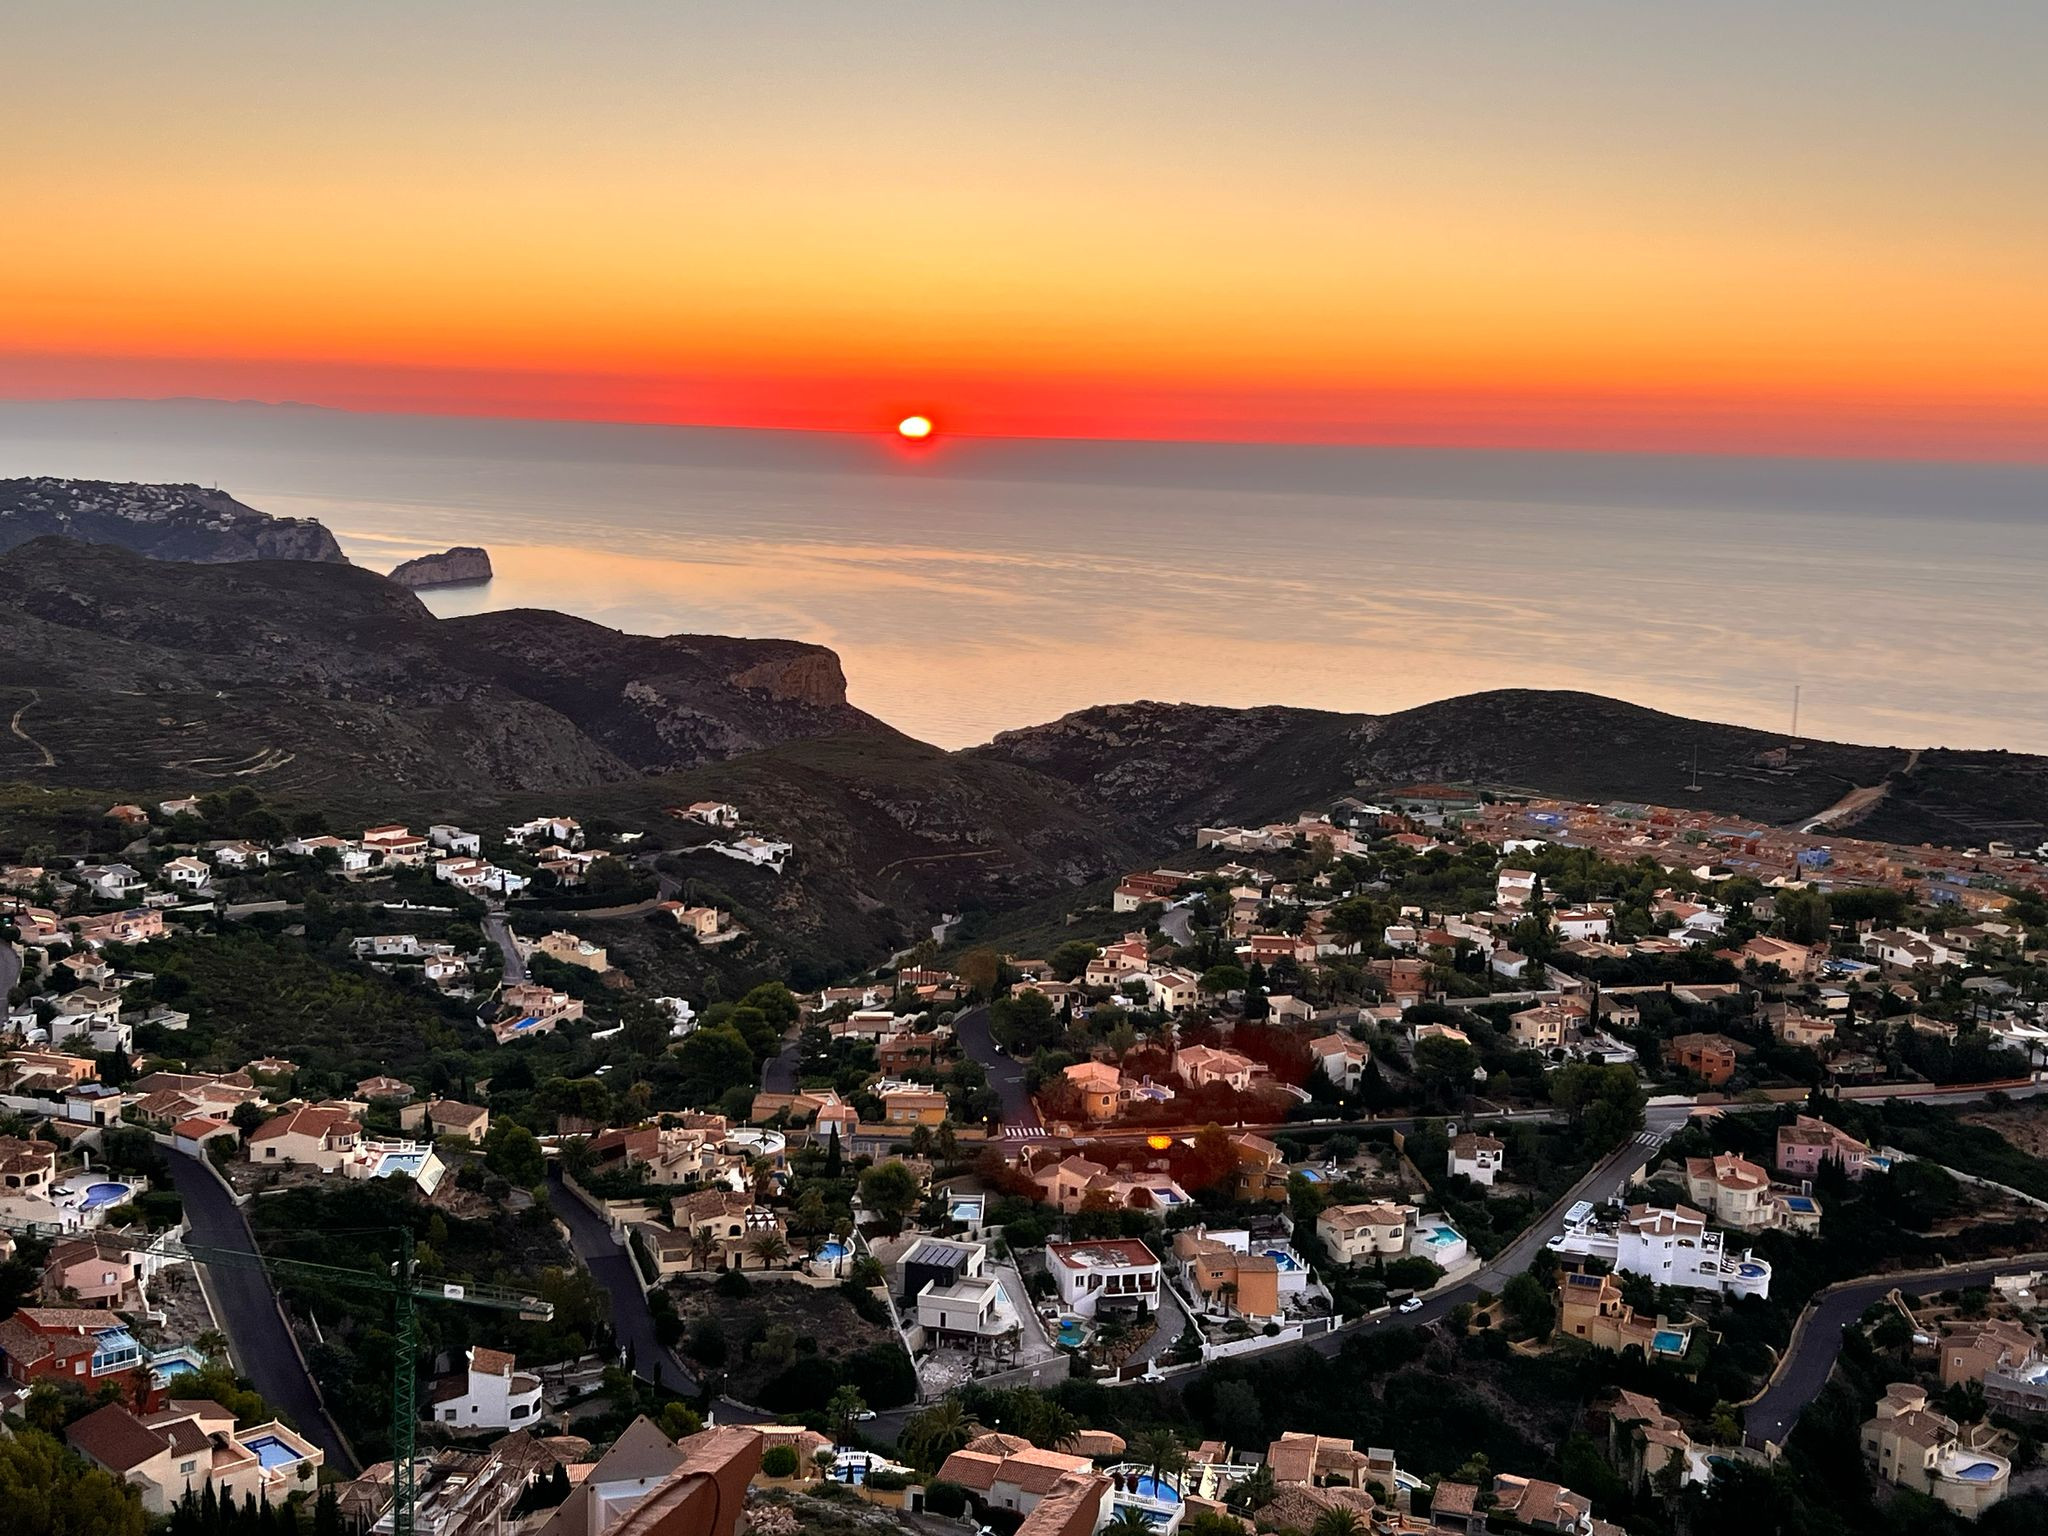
left=952, top=1004, right=1041, bottom=1134
left=1743, top=1254, right=2048, bottom=1448
left=164, top=1149, right=357, bottom=1472
left=546, top=1169, right=698, bottom=1394
left=482, top=903, right=526, bottom=984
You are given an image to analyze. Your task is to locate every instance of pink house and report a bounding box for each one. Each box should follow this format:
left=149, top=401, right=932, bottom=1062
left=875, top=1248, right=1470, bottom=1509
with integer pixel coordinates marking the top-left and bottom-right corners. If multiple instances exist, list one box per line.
left=1776, top=1115, right=1881, bottom=1180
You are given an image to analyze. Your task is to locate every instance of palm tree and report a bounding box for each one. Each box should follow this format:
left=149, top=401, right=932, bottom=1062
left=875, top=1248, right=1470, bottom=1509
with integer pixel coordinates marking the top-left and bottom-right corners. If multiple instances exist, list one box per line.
left=1228, top=1463, right=1276, bottom=1513
left=749, top=1156, right=775, bottom=1201
left=1132, top=1429, right=1187, bottom=1490
left=900, top=1399, right=973, bottom=1471
left=1103, top=1510, right=1156, bottom=1536
left=747, top=1230, right=790, bottom=1269
left=1310, top=1511, right=1363, bottom=1536
left=688, top=1230, right=720, bottom=1272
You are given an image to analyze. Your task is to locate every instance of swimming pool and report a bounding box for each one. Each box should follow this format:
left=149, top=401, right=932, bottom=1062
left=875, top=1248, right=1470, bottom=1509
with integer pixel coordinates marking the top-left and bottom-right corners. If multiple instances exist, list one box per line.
left=816, top=1241, right=848, bottom=1262
left=1261, top=1248, right=1304, bottom=1271
left=375, top=1152, right=427, bottom=1179
left=243, top=1435, right=302, bottom=1470
left=1125, top=1474, right=1181, bottom=1504
left=1652, top=1330, right=1687, bottom=1355
left=1297, top=1169, right=1323, bottom=1182
left=949, top=1200, right=983, bottom=1221
left=79, top=1182, right=132, bottom=1211
left=1055, top=1318, right=1090, bottom=1348
left=1738, top=1262, right=1767, bottom=1278
left=1421, top=1226, right=1461, bottom=1247
left=1954, top=1461, right=2002, bottom=1481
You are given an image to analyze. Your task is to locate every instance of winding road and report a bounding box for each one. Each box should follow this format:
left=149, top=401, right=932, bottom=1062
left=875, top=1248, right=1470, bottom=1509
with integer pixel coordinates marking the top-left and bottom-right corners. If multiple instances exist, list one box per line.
left=164, top=1149, right=357, bottom=1471
left=1744, top=1253, right=2048, bottom=1448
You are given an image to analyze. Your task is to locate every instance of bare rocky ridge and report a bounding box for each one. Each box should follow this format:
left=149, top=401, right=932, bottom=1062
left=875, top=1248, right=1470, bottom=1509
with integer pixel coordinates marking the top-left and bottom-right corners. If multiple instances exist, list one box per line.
left=388, top=546, right=493, bottom=588
left=0, top=537, right=890, bottom=795
left=0, top=477, right=347, bottom=563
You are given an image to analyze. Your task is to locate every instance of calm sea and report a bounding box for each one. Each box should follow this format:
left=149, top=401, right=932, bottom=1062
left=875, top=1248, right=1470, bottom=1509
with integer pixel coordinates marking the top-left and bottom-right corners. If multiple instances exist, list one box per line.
left=3, top=400, right=2045, bottom=754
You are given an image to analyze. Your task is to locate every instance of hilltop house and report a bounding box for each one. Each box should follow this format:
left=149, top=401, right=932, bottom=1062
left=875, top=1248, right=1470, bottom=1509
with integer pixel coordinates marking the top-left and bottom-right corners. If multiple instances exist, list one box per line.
left=1310, top=1032, right=1371, bottom=1092
left=67, top=1400, right=323, bottom=1515
left=1315, top=1202, right=1409, bottom=1264
left=430, top=1347, right=543, bottom=1431
left=1448, top=1133, right=1505, bottom=1186
left=1046, top=1238, right=1161, bottom=1319
left=249, top=1106, right=362, bottom=1172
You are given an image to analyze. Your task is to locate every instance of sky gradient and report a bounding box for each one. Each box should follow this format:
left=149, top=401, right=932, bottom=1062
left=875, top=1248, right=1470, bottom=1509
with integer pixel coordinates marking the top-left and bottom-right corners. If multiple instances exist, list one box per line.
left=8, top=3, right=2048, bottom=456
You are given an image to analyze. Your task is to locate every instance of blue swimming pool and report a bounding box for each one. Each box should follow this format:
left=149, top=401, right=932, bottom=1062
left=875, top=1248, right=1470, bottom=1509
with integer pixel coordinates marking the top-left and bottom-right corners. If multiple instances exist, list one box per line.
left=1652, top=1330, right=1687, bottom=1354
left=1421, top=1226, right=1460, bottom=1247
left=817, top=1241, right=848, bottom=1262
left=1738, top=1262, right=1767, bottom=1278
left=949, top=1201, right=982, bottom=1221
left=1055, top=1318, right=1089, bottom=1348
left=375, top=1152, right=426, bottom=1179
left=1127, top=1474, right=1180, bottom=1504
left=1955, top=1461, right=2002, bottom=1481
left=1298, top=1169, right=1323, bottom=1182
left=244, top=1434, right=302, bottom=1470
left=79, top=1182, right=132, bottom=1210
left=1262, top=1248, right=1304, bottom=1271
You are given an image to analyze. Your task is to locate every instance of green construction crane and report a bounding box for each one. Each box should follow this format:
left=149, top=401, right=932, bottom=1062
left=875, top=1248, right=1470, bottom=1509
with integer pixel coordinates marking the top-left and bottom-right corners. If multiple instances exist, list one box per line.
left=6, top=1219, right=553, bottom=1536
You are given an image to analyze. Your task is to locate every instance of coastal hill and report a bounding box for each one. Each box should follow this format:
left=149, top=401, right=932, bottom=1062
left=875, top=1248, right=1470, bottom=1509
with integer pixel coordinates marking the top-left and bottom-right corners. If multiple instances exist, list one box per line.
left=977, top=697, right=2047, bottom=854
left=3, top=522, right=2045, bottom=947
left=0, top=476, right=347, bottom=563
left=0, top=537, right=890, bottom=794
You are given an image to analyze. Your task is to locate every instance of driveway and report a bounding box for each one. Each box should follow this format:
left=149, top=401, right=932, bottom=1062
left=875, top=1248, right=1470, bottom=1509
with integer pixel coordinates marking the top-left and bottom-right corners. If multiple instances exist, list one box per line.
left=483, top=903, right=526, bottom=984
left=546, top=1170, right=697, bottom=1394
left=1744, top=1254, right=2048, bottom=1447
left=1159, top=904, right=1196, bottom=949
left=165, top=1149, right=356, bottom=1471
left=761, top=1031, right=800, bottom=1094
left=953, top=1005, right=1041, bottom=1134
left=1126, top=1285, right=1188, bottom=1369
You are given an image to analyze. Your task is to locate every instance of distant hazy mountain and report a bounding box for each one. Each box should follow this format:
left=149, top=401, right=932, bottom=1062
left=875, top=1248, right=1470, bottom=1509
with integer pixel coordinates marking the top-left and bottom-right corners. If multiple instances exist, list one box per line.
left=0, top=476, right=348, bottom=563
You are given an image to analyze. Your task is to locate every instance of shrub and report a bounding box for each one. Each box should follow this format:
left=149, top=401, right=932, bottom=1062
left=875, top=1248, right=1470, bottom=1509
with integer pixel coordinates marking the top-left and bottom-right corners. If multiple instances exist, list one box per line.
left=714, top=1268, right=753, bottom=1299
left=868, top=1469, right=908, bottom=1491
left=760, top=1445, right=799, bottom=1478
left=924, top=1481, right=969, bottom=1517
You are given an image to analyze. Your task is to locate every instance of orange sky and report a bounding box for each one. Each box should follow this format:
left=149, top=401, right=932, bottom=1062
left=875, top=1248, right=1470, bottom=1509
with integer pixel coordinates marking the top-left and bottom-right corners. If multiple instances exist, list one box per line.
left=7, top=3, right=2048, bottom=457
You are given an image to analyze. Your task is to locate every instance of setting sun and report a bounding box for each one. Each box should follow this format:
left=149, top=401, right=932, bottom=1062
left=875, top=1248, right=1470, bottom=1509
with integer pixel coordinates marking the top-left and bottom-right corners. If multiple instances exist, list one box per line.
left=896, top=415, right=933, bottom=440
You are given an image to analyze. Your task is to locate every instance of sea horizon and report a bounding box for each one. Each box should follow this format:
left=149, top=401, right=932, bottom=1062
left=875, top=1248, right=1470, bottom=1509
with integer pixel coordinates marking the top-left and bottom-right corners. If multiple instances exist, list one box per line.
left=4, top=397, right=2046, bottom=757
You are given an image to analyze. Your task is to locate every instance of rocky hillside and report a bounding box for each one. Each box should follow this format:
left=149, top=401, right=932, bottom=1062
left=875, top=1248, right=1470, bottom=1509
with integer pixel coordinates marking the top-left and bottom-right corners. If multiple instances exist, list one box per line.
left=0, top=477, right=347, bottom=562
left=389, top=546, right=492, bottom=587
left=0, top=537, right=892, bottom=796
left=977, top=692, right=2044, bottom=849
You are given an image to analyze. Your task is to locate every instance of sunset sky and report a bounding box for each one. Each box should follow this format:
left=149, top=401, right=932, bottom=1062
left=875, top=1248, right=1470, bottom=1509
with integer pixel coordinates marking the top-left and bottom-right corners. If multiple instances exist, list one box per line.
left=8, top=2, right=2048, bottom=456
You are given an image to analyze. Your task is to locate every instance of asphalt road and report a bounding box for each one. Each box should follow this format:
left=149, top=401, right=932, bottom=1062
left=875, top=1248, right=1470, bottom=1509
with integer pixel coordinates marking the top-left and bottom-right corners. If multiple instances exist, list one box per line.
left=0, top=940, right=21, bottom=1004
left=1744, top=1254, right=2048, bottom=1447
left=165, top=1149, right=357, bottom=1472
left=546, top=1169, right=698, bottom=1394
left=482, top=904, right=526, bottom=984
left=761, top=1031, right=800, bottom=1094
left=953, top=1005, right=1040, bottom=1133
